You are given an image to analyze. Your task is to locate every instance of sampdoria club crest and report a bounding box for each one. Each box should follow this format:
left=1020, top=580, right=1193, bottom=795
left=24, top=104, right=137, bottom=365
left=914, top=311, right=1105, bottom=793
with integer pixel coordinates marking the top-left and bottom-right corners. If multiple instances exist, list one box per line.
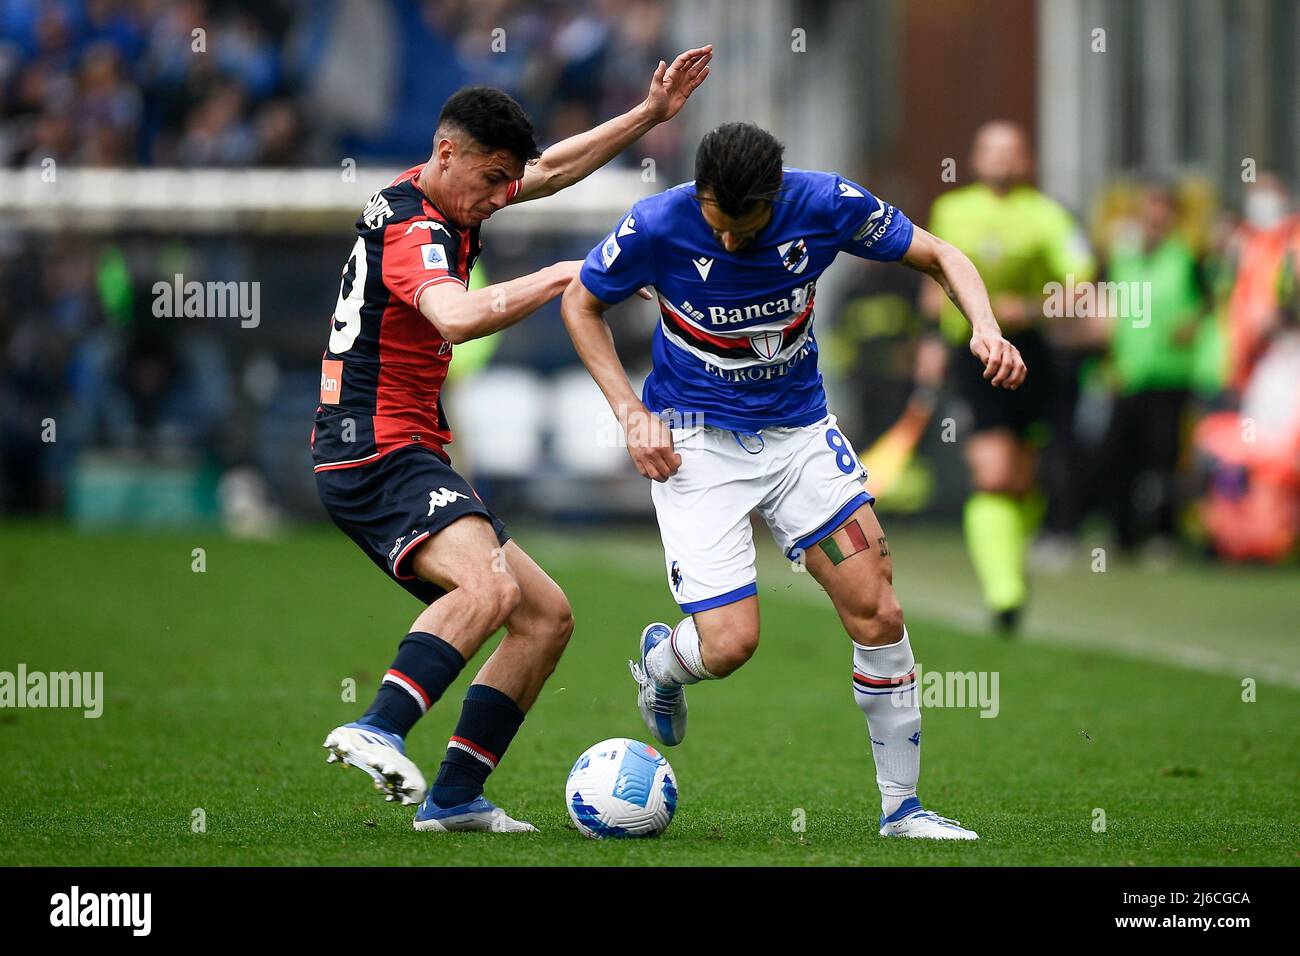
left=750, top=329, right=784, bottom=360
left=778, top=238, right=809, bottom=274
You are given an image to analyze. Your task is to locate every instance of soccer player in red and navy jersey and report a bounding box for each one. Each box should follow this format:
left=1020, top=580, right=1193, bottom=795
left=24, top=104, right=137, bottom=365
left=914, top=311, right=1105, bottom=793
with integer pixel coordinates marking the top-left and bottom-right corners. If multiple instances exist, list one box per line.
left=316, top=48, right=712, bottom=833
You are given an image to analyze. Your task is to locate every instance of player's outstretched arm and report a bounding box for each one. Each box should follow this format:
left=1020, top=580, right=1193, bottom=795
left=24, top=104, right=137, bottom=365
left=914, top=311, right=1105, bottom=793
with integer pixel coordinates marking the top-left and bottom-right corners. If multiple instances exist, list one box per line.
left=510, top=45, right=712, bottom=204
left=560, top=278, right=681, bottom=481
left=419, top=262, right=582, bottom=344
left=901, top=226, right=1028, bottom=390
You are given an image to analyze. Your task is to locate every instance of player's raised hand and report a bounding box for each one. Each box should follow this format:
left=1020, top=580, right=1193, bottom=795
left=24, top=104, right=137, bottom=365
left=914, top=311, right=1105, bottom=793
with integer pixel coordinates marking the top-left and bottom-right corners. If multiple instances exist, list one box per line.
left=621, top=405, right=682, bottom=481
left=970, top=327, right=1027, bottom=390
left=643, top=45, right=713, bottom=123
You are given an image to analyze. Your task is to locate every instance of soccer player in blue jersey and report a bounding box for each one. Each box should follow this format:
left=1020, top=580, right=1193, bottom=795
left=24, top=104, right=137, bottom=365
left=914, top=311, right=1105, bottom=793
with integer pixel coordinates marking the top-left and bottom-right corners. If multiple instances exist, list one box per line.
left=561, top=123, right=1026, bottom=840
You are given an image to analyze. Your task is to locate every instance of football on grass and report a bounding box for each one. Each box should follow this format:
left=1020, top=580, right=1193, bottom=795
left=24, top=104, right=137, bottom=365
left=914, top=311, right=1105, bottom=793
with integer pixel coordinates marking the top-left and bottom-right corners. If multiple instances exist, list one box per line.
left=565, top=738, right=678, bottom=839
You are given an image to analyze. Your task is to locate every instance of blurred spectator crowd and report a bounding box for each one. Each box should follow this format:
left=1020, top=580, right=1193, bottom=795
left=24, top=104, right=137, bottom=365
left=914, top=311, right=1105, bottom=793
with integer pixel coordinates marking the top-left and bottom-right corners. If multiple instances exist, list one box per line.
left=835, top=135, right=1300, bottom=565
left=0, top=0, right=672, bottom=167
left=2, top=4, right=1299, bottom=563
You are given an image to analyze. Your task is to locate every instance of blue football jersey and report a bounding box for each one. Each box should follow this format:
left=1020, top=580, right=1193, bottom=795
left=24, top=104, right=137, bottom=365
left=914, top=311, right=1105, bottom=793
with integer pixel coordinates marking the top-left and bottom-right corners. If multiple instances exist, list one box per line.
left=579, top=168, right=915, bottom=431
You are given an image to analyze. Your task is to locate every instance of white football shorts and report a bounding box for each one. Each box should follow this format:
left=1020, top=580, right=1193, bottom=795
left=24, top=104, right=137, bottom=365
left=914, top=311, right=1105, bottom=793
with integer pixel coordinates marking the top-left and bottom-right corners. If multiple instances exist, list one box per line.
left=650, top=413, right=874, bottom=613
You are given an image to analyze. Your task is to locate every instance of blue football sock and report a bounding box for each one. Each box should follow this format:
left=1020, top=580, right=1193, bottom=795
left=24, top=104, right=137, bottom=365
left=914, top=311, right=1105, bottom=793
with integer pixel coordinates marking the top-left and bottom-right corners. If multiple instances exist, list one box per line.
left=359, top=632, right=464, bottom=739
left=429, top=683, right=525, bottom=808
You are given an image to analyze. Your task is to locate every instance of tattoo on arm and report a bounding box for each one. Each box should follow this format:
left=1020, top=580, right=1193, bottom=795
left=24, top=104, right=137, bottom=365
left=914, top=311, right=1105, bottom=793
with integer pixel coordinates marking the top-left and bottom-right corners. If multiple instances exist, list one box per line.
left=877, top=536, right=889, bottom=557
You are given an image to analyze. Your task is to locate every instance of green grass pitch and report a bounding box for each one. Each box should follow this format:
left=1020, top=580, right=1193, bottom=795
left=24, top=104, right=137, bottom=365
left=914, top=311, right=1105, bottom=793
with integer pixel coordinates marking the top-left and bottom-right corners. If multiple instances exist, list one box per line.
left=1, top=521, right=1297, bottom=866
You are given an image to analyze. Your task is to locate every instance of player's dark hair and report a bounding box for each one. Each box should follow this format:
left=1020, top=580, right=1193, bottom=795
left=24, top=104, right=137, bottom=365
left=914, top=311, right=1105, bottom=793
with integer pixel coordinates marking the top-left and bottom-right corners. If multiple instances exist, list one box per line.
left=437, top=86, right=541, bottom=164
left=694, top=122, right=785, bottom=218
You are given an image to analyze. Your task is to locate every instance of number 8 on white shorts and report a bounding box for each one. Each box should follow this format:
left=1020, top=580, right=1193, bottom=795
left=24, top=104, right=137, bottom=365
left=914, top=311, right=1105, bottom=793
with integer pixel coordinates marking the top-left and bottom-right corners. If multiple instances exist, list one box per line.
left=650, top=413, right=874, bottom=613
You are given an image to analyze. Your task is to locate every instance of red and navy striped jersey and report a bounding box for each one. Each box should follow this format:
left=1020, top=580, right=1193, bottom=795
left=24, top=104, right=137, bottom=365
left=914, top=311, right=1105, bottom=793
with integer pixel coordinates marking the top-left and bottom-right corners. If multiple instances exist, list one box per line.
left=311, top=164, right=520, bottom=472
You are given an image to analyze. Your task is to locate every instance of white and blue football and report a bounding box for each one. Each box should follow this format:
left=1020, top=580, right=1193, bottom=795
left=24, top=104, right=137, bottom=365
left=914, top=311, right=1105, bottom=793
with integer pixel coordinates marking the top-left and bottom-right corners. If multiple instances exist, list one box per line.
left=565, top=737, right=678, bottom=839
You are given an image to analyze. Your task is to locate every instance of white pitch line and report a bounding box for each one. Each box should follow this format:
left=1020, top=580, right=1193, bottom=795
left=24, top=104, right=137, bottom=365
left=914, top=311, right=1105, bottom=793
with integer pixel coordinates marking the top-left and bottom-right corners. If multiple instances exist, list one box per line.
left=892, top=582, right=1300, bottom=691
left=532, top=531, right=1300, bottom=692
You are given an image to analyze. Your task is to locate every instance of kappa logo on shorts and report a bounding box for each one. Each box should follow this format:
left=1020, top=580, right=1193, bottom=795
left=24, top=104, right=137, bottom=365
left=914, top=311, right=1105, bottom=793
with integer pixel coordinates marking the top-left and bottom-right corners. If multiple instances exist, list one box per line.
left=670, top=560, right=683, bottom=592
left=427, top=487, right=469, bottom=515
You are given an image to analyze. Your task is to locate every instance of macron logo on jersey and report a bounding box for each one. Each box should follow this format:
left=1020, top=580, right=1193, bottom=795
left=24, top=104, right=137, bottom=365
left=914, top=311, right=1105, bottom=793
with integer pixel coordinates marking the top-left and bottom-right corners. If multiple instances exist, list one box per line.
left=692, top=256, right=714, bottom=281
left=617, top=215, right=637, bottom=237
left=838, top=182, right=865, bottom=198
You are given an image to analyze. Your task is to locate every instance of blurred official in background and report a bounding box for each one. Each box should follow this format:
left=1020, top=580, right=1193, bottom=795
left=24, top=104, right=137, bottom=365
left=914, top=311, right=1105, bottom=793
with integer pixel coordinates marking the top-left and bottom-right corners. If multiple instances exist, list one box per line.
left=921, top=121, right=1095, bottom=633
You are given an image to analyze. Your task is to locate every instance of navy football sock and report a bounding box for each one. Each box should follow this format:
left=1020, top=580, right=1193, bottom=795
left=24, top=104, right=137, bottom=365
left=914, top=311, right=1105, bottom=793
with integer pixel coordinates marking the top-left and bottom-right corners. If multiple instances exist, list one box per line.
left=429, top=684, right=526, bottom=808
left=358, top=632, right=465, bottom=739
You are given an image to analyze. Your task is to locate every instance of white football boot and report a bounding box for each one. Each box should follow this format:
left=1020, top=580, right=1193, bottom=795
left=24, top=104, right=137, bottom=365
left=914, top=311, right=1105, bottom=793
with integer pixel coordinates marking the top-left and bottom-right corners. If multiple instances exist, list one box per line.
left=413, top=794, right=538, bottom=833
left=879, top=797, right=979, bottom=840
left=323, top=722, right=427, bottom=805
left=628, top=622, right=688, bottom=747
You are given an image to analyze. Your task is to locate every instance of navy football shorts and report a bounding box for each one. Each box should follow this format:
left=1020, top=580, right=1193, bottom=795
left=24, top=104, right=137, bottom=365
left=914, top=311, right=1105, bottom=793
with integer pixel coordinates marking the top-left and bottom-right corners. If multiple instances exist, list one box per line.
left=315, top=444, right=509, bottom=604
left=951, top=328, right=1051, bottom=438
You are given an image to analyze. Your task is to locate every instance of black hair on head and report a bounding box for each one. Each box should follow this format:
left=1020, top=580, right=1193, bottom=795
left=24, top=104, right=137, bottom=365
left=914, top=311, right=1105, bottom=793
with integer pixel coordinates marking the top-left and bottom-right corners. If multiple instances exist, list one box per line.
left=437, top=86, right=541, bottom=164
left=694, top=122, right=785, bottom=218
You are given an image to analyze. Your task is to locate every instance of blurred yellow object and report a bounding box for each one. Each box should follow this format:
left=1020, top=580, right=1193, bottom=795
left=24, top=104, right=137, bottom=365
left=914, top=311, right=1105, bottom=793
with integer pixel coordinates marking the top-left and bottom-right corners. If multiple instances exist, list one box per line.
left=857, top=395, right=934, bottom=499
left=1175, top=175, right=1218, bottom=256
left=446, top=259, right=500, bottom=383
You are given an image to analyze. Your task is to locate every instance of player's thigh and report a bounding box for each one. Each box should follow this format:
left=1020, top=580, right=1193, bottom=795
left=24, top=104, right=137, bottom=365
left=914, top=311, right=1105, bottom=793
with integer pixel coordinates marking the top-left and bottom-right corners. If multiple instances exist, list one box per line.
left=498, top=540, right=574, bottom=644
left=316, top=446, right=505, bottom=604
left=409, top=514, right=514, bottom=595
left=651, top=426, right=762, bottom=612
left=760, top=412, right=872, bottom=562
left=801, top=501, right=903, bottom=643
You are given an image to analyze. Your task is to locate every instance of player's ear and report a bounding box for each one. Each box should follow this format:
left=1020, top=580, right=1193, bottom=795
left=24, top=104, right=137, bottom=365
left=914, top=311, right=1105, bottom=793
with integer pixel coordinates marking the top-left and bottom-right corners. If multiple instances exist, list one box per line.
left=435, top=136, right=456, bottom=170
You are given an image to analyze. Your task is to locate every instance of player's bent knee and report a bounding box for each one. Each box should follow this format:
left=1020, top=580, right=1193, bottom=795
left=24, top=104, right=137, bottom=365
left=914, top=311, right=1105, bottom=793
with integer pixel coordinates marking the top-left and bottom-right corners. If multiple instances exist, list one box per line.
left=704, top=628, right=759, bottom=677
left=846, top=589, right=905, bottom=646
left=531, top=596, right=574, bottom=679
left=508, top=583, right=574, bottom=658
left=545, top=597, right=575, bottom=652
left=463, top=572, right=523, bottom=632
left=877, top=593, right=905, bottom=642
left=495, top=575, right=525, bottom=626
